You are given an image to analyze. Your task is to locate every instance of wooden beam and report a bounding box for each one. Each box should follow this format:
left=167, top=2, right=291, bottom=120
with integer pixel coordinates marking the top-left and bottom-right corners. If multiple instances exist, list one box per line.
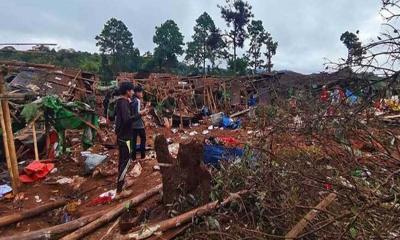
left=32, top=120, right=39, bottom=161
left=61, top=184, right=162, bottom=240
left=0, top=69, right=20, bottom=191
left=285, top=193, right=337, bottom=239
left=0, top=210, right=106, bottom=240
left=0, top=199, right=67, bottom=227
left=122, top=190, right=248, bottom=240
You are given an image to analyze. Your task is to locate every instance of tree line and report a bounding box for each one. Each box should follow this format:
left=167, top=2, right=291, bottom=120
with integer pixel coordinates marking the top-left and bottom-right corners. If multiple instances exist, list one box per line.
left=96, top=0, right=278, bottom=83
left=0, top=0, right=278, bottom=84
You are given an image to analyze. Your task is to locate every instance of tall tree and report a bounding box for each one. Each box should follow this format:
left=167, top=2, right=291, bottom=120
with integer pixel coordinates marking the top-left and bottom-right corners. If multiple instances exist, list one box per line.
left=340, top=31, right=364, bottom=64
left=185, top=12, right=225, bottom=74
left=153, top=20, right=184, bottom=71
left=247, top=20, right=267, bottom=74
left=219, top=0, right=253, bottom=74
left=95, top=18, right=139, bottom=79
left=207, top=26, right=227, bottom=70
left=264, top=35, right=278, bottom=72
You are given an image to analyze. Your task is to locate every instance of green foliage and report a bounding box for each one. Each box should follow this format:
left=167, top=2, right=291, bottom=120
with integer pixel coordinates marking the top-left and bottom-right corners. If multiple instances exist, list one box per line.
left=95, top=18, right=140, bottom=81
left=185, top=12, right=225, bottom=74
left=219, top=0, right=254, bottom=73
left=264, top=34, right=278, bottom=72
left=153, top=20, right=185, bottom=71
left=21, top=96, right=98, bottom=152
left=247, top=20, right=267, bottom=73
left=0, top=50, right=100, bottom=73
left=228, top=57, right=249, bottom=75
left=340, top=31, right=364, bottom=64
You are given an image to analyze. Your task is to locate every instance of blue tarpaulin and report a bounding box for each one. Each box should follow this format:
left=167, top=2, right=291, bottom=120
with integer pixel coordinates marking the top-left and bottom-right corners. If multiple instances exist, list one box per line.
left=204, top=144, right=244, bottom=166
left=346, top=89, right=358, bottom=104
left=221, top=116, right=241, bottom=129
left=248, top=95, right=257, bottom=106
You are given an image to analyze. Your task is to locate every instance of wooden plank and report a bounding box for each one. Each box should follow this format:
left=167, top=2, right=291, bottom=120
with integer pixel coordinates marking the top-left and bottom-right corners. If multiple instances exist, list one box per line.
left=285, top=193, right=337, bottom=239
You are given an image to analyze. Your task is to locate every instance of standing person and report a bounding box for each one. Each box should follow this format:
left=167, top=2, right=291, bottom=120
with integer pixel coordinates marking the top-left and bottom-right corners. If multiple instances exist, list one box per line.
left=131, top=85, right=149, bottom=160
left=115, top=82, right=135, bottom=195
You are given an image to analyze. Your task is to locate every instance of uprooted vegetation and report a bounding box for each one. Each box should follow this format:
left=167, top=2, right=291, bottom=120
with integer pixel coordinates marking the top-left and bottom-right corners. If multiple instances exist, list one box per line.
left=179, top=98, right=400, bottom=239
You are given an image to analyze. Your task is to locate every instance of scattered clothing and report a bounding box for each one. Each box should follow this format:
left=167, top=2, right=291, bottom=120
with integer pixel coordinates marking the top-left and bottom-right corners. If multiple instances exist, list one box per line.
left=19, top=160, right=55, bottom=183
left=89, top=189, right=116, bottom=206
left=0, top=184, right=12, bottom=198
left=320, top=89, right=330, bottom=102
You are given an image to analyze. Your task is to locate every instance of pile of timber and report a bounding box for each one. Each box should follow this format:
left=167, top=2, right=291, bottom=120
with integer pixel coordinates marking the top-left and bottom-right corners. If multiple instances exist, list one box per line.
left=0, top=185, right=162, bottom=240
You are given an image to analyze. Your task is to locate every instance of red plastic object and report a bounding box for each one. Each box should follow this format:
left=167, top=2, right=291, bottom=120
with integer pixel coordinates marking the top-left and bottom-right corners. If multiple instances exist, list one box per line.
left=88, top=196, right=113, bottom=206
left=19, top=160, right=54, bottom=183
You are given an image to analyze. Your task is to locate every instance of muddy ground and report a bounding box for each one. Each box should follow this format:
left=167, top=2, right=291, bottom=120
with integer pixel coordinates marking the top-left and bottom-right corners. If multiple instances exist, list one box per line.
left=0, top=118, right=253, bottom=239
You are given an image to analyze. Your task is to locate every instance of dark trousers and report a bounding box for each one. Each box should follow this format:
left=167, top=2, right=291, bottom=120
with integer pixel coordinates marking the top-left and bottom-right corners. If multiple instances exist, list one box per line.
left=132, top=128, right=146, bottom=159
left=117, top=139, right=131, bottom=193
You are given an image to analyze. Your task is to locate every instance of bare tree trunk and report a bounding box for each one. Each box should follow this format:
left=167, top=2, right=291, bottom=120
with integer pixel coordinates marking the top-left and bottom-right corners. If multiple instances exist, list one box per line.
left=233, top=37, right=237, bottom=75
left=267, top=54, right=272, bottom=73
left=203, top=44, right=206, bottom=76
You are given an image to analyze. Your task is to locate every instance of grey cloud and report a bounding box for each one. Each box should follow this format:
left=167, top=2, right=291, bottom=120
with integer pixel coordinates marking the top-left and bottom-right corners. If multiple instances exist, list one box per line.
left=0, top=0, right=383, bottom=73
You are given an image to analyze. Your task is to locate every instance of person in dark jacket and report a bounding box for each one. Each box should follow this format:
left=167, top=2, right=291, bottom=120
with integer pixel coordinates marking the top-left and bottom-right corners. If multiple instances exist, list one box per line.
left=130, top=85, right=149, bottom=160
left=115, top=82, right=135, bottom=194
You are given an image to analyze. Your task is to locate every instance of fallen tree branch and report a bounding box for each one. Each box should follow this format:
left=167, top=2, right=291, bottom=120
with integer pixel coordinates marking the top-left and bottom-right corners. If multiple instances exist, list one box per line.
left=285, top=193, right=337, bottom=239
left=61, top=184, right=162, bottom=240
left=0, top=209, right=107, bottom=240
left=0, top=199, right=67, bottom=228
left=121, top=190, right=248, bottom=240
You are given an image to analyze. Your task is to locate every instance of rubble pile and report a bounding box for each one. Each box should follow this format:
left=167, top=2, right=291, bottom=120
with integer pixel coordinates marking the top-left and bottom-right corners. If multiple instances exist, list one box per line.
left=0, top=63, right=399, bottom=240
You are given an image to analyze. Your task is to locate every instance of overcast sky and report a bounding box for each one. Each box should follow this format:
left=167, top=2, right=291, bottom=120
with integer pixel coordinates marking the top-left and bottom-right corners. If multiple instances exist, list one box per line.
left=0, top=0, right=383, bottom=73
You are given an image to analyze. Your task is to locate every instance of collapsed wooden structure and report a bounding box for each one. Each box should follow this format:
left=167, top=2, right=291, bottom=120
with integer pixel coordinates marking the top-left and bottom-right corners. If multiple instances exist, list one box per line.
left=1, top=60, right=98, bottom=101
left=0, top=61, right=100, bottom=194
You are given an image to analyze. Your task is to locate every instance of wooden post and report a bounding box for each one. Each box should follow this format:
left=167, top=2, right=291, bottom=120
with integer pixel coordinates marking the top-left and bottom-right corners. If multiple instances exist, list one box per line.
left=0, top=68, right=20, bottom=191
left=179, top=97, right=183, bottom=130
left=0, top=103, right=15, bottom=192
left=32, top=121, right=39, bottom=161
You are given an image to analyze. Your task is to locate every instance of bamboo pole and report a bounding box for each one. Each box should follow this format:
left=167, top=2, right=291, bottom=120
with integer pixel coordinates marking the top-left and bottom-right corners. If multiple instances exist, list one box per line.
left=61, top=184, right=162, bottom=240
left=32, top=120, right=39, bottom=161
left=0, top=101, right=15, bottom=193
left=0, top=68, right=20, bottom=190
left=0, top=199, right=67, bottom=227
left=0, top=209, right=107, bottom=240
left=122, top=190, right=248, bottom=240
left=285, top=193, right=337, bottom=239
